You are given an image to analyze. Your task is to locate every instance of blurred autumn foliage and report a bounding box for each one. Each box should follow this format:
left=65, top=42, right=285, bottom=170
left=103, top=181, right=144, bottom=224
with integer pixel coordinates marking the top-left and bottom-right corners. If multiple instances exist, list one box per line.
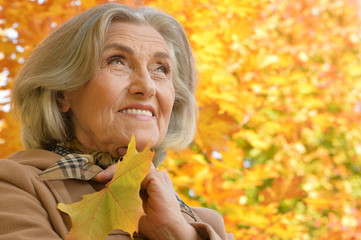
left=1, top=0, right=361, bottom=239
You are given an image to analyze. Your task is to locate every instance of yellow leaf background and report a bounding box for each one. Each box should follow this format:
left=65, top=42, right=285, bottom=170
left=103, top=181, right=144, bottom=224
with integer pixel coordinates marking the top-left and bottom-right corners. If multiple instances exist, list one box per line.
left=1, top=0, right=361, bottom=239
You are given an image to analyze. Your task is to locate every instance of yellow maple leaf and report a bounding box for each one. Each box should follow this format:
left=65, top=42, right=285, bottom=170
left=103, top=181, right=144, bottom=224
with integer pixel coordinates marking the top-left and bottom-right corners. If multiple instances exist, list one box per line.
left=58, top=136, right=154, bottom=240
left=236, top=129, right=270, bottom=150
left=260, top=176, right=306, bottom=205
left=197, top=104, right=238, bottom=154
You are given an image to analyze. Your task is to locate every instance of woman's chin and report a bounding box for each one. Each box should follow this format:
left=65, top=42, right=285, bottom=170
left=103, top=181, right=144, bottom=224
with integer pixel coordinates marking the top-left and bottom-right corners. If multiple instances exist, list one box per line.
left=132, top=133, right=159, bottom=148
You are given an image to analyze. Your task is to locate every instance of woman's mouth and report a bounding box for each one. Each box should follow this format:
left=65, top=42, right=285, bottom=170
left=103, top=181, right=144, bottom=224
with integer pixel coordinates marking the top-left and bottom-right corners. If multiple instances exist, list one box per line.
left=119, top=108, right=153, bottom=117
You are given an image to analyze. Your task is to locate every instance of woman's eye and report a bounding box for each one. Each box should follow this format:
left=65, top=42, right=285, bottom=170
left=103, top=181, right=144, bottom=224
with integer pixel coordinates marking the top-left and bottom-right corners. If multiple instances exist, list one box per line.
left=107, top=55, right=126, bottom=65
left=156, top=65, right=170, bottom=74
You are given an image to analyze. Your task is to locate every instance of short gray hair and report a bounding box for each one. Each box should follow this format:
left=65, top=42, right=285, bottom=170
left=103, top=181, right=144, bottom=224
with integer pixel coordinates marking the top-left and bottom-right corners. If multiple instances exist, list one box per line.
left=12, top=3, right=198, bottom=165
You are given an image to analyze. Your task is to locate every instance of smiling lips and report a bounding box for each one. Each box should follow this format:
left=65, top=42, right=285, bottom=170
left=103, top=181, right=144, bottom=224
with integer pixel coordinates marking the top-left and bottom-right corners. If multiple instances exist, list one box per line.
left=119, top=108, right=153, bottom=117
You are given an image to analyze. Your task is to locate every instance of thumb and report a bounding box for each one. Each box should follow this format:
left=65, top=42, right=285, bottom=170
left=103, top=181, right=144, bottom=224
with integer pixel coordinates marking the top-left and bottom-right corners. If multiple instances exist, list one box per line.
left=92, top=164, right=117, bottom=183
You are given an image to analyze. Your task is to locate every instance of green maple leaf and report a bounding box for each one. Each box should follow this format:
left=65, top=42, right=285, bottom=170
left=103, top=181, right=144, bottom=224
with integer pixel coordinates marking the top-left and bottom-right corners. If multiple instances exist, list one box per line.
left=57, top=136, right=154, bottom=240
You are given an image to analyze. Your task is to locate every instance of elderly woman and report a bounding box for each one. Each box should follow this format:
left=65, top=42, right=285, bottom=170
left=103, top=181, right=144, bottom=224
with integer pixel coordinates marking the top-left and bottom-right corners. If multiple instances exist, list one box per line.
left=0, top=3, right=233, bottom=240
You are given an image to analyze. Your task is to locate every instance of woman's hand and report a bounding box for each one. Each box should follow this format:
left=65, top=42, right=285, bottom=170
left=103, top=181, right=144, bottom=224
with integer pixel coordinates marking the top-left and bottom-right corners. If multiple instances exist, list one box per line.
left=92, top=164, right=117, bottom=183
left=138, top=165, right=201, bottom=240
left=93, top=164, right=201, bottom=240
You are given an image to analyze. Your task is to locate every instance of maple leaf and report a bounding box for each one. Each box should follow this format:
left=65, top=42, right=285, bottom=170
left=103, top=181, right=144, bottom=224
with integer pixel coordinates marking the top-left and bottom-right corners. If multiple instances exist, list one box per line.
left=260, top=176, right=306, bottom=205
left=57, top=136, right=154, bottom=240
left=196, top=103, right=239, bottom=155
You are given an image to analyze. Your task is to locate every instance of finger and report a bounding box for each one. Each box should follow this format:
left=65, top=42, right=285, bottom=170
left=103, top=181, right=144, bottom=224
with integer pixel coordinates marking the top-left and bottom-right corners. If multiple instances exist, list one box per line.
left=92, top=164, right=117, bottom=183
left=140, top=169, right=153, bottom=190
left=140, top=169, right=176, bottom=197
left=138, top=215, right=150, bottom=238
left=139, top=188, right=149, bottom=213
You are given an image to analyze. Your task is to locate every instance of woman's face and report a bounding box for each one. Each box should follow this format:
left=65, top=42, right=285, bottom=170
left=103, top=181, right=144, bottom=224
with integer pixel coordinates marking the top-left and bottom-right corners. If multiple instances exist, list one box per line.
left=62, top=22, right=175, bottom=157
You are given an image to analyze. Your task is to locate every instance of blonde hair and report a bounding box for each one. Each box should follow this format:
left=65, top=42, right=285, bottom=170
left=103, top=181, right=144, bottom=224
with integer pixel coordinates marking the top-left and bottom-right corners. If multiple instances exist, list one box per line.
left=12, top=3, right=198, bottom=165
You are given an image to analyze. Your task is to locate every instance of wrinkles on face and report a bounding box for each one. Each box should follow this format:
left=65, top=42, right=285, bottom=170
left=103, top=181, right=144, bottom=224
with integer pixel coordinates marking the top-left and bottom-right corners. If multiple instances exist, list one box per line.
left=63, top=23, right=175, bottom=157
left=105, top=30, right=168, bottom=52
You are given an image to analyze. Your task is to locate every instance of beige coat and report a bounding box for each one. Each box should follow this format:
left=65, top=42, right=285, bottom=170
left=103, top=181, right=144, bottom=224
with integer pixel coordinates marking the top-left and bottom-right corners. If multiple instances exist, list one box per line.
left=0, top=149, right=234, bottom=240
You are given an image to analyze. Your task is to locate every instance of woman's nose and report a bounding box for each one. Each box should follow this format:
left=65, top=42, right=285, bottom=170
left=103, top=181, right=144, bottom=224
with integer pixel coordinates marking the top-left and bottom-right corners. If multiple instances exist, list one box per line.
left=128, top=69, right=156, bottom=98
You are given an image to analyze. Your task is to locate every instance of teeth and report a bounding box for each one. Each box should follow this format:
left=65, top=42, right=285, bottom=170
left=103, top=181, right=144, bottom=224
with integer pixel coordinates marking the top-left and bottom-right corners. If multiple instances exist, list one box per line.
left=120, top=108, right=153, bottom=117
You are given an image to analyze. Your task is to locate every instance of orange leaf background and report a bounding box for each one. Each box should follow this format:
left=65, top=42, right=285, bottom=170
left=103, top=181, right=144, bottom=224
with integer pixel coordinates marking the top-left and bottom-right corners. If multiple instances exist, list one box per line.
left=1, top=0, right=361, bottom=239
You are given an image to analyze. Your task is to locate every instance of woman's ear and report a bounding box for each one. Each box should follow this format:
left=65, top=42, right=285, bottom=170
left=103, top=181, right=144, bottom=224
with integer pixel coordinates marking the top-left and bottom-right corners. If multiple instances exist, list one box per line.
left=57, top=91, right=71, bottom=113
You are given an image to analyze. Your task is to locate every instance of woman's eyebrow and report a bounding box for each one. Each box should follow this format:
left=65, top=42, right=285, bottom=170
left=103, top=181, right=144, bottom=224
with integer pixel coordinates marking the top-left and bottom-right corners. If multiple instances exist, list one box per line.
left=104, top=43, right=134, bottom=55
left=154, top=51, right=170, bottom=59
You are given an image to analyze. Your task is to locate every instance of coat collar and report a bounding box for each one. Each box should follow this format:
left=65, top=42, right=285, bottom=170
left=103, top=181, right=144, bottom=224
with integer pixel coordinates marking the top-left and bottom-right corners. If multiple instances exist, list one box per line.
left=6, top=149, right=103, bottom=181
left=6, top=149, right=62, bottom=170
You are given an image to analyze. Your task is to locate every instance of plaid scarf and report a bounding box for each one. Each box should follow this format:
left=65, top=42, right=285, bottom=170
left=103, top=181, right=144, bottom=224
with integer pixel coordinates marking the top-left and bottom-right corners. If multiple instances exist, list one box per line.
left=38, top=139, right=120, bottom=181
left=60, top=138, right=120, bottom=169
